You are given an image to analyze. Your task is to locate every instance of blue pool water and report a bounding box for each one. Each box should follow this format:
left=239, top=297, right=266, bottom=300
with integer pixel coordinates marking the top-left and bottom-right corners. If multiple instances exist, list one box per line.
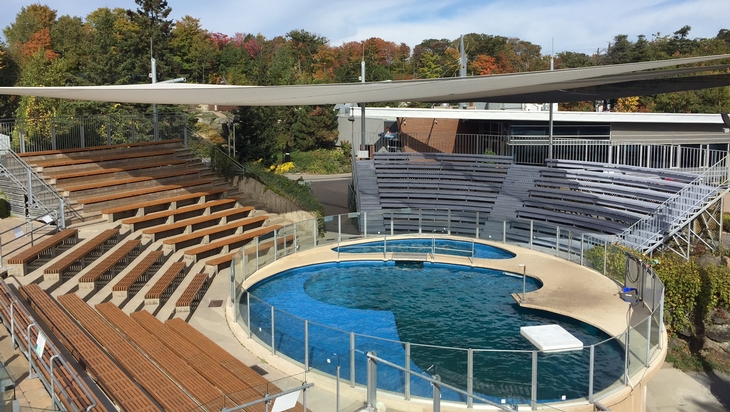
left=333, top=238, right=516, bottom=259
left=244, top=260, right=624, bottom=404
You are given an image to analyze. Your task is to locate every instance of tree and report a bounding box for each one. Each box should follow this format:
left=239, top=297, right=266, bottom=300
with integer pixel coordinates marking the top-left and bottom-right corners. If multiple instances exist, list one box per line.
left=469, top=54, right=497, bottom=75
left=171, top=16, right=216, bottom=83
left=234, top=105, right=285, bottom=165
left=286, top=29, right=327, bottom=83
left=290, top=106, right=338, bottom=150
left=556, top=51, right=593, bottom=68
left=81, top=7, right=131, bottom=85
left=3, top=4, right=57, bottom=59
left=123, top=0, right=175, bottom=83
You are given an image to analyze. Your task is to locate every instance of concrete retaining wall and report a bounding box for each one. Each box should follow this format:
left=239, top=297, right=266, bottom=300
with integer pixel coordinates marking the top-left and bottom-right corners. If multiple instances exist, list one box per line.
left=234, top=177, right=315, bottom=223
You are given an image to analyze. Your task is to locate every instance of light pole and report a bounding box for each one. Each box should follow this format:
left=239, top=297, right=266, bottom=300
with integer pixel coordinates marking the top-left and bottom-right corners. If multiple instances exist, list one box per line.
left=348, top=111, right=355, bottom=164
left=519, top=264, right=527, bottom=302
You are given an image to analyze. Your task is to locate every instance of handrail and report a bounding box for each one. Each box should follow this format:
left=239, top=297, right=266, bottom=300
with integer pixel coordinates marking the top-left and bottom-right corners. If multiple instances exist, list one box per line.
left=616, top=155, right=730, bottom=251
left=184, top=127, right=245, bottom=177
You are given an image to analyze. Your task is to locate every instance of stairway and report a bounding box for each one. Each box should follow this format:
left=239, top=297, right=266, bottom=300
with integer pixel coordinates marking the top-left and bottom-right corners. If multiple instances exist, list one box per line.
left=488, top=164, right=541, bottom=222
left=355, top=161, right=385, bottom=234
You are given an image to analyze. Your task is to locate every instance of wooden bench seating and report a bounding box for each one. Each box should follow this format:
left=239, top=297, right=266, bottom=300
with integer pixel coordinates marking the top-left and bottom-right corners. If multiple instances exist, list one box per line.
left=57, top=293, right=199, bottom=412
left=183, top=225, right=281, bottom=263
left=112, top=250, right=165, bottom=297
left=174, top=272, right=210, bottom=313
left=144, top=261, right=186, bottom=305
left=102, top=188, right=228, bottom=222
left=131, top=310, right=275, bottom=410
left=0, top=282, right=112, bottom=412
left=78, top=239, right=142, bottom=289
left=59, top=168, right=203, bottom=198
left=6, top=228, right=78, bottom=277
left=77, top=178, right=216, bottom=208
left=198, top=233, right=297, bottom=274
left=516, top=207, right=629, bottom=234
left=18, top=284, right=160, bottom=412
left=122, top=199, right=243, bottom=232
left=94, top=303, right=230, bottom=411
left=164, top=318, right=310, bottom=412
left=142, top=208, right=260, bottom=242
left=17, top=139, right=183, bottom=159
left=161, top=214, right=268, bottom=252
left=46, top=158, right=191, bottom=184
left=31, top=149, right=178, bottom=170
left=44, top=229, right=119, bottom=281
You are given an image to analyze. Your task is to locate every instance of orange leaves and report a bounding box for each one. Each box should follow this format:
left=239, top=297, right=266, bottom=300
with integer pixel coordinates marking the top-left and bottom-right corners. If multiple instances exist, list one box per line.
left=470, top=54, right=497, bottom=75
left=20, top=28, right=58, bottom=61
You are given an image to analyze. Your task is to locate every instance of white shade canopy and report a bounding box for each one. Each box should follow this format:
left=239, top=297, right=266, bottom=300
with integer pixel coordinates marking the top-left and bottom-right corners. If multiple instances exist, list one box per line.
left=0, top=54, right=729, bottom=106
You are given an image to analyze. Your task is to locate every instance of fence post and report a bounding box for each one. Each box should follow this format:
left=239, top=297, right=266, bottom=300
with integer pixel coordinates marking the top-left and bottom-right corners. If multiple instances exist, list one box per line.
left=247, top=293, right=251, bottom=339
left=433, top=374, right=441, bottom=412
left=350, top=333, right=355, bottom=387
left=404, top=343, right=411, bottom=400
left=107, top=117, right=112, bottom=146
left=555, top=226, right=560, bottom=257
left=49, top=354, right=58, bottom=410
left=529, top=220, right=533, bottom=249
left=467, top=349, right=474, bottom=408
left=80, top=124, right=85, bottom=148
left=313, top=219, right=318, bottom=247
left=304, top=320, right=309, bottom=371
left=58, top=199, right=65, bottom=230
left=502, top=220, right=506, bottom=244
left=10, top=302, right=16, bottom=349
left=27, top=323, right=37, bottom=379
left=603, top=241, right=608, bottom=276
left=475, top=211, right=479, bottom=239
left=363, top=212, right=368, bottom=238
left=589, top=345, right=595, bottom=402
left=367, top=351, right=377, bottom=407
left=447, top=209, right=451, bottom=235
left=531, top=351, right=538, bottom=410
left=20, top=127, right=25, bottom=153
left=26, top=169, right=33, bottom=215
left=184, top=127, right=189, bottom=148
left=580, top=234, right=585, bottom=266
left=270, top=306, right=275, bottom=356
left=418, top=209, right=422, bottom=234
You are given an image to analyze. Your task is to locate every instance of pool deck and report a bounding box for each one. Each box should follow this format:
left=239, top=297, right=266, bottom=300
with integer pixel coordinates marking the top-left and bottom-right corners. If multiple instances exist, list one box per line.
left=244, top=235, right=633, bottom=338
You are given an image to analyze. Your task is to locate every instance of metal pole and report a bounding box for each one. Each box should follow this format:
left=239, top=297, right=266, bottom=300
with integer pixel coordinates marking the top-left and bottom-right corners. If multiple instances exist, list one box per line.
left=603, top=241, right=608, bottom=276
left=184, top=127, right=188, bottom=148
left=350, top=333, right=355, bottom=387
left=304, top=320, right=309, bottom=371
left=580, top=234, right=585, bottom=266
left=360, top=58, right=366, bottom=157
left=520, top=264, right=527, bottom=302
left=336, top=364, right=340, bottom=412
left=433, top=374, right=441, bottom=412
left=50, top=354, right=59, bottom=411
left=405, top=343, right=411, bottom=400
left=645, top=314, right=652, bottom=367
left=247, top=293, right=251, bottom=338
left=475, top=211, right=480, bottom=239
left=531, top=351, right=538, bottom=410
left=502, top=220, right=506, bottom=243
left=529, top=220, right=534, bottom=249
left=556, top=226, right=560, bottom=256
left=27, top=323, right=37, bottom=379
left=367, top=351, right=377, bottom=407
left=10, top=302, right=16, bottom=349
left=548, top=54, right=554, bottom=161
left=589, top=345, right=595, bottom=402
left=467, top=349, right=474, bottom=408
left=270, top=306, right=275, bottom=355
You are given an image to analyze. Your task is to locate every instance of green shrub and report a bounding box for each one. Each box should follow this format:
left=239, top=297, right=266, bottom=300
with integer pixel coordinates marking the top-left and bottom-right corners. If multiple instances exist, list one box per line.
left=584, top=243, right=629, bottom=284
left=654, top=254, right=702, bottom=336
left=290, top=148, right=351, bottom=174
left=243, top=162, right=324, bottom=220
left=723, top=213, right=730, bottom=232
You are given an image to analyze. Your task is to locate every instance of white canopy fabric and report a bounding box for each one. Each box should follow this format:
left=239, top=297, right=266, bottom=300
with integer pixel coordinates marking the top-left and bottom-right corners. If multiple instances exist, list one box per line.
left=0, top=54, right=729, bottom=106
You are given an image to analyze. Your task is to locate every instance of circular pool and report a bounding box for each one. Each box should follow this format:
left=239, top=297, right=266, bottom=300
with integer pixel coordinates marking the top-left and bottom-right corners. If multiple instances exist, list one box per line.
left=243, top=258, right=624, bottom=404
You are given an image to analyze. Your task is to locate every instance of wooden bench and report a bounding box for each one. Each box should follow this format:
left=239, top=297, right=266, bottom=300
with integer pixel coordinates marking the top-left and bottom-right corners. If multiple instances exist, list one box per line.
left=31, top=149, right=177, bottom=170
left=95, top=303, right=230, bottom=410
left=18, top=284, right=161, bottom=412
left=57, top=293, right=199, bottom=412
left=77, top=178, right=215, bottom=207
left=112, top=250, right=165, bottom=298
left=6, top=229, right=78, bottom=277
left=59, top=168, right=203, bottom=198
left=101, top=188, right=228, bottom=222
left=0, top=282, right=113, bottom=412
left=78, top=239, right=142, bottom=290
left=132, top=310, right=282, bottom=409
left=174, top=272, right=210, bottom=313
left=183, top=225, right=281, bottom=264
left=122, top=199, right=242, bottom=232
left=160, top=214, right=268, bottom=252
left=144, top=261, right=186, bottom=305
left=46, top=158, right=191, bottom=184
left=44, top=229, right=119, bottom=282
left=142, top=208, right=260, bottom=242
left=18, top=139, right=183, bottom=159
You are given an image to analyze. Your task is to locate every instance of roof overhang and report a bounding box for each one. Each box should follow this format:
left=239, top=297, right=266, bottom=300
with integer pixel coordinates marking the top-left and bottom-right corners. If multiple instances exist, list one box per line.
left=0, top=54, right=729, bottom=106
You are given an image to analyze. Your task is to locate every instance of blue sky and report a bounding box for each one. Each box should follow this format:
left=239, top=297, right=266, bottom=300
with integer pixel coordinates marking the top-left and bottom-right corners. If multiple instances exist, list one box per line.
left=2, top=0, right=729, bottom=55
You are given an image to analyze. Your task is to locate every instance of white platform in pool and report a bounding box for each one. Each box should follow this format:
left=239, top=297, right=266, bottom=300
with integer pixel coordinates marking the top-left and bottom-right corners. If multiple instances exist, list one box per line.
left=520, top=325, right=583, bottom=352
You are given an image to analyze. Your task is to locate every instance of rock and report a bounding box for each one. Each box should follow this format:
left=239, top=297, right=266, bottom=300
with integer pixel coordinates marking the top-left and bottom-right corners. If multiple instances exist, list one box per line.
left=705, top=323, right=730, bottom=343
left=703, top=337, right=730, bottom=359
left=698, top=254, right=722, bottom=268
left=710, top=308, right=730, bottom=325
left=669, top=337, right=686, bottom=350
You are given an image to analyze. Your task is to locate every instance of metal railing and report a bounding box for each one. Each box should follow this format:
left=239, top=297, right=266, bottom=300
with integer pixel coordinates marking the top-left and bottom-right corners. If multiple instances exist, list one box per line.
left=0, top=279, right=97, bottom=412
left=617, top=156, right=730, bottom=252
left=184, top=127, right=244, bottom=178
left=231, top=209, right=665, bottom=410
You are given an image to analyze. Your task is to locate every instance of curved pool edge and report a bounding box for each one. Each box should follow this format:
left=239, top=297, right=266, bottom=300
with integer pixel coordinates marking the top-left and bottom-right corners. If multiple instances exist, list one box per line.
left=236, top=234, right=666, bottom=410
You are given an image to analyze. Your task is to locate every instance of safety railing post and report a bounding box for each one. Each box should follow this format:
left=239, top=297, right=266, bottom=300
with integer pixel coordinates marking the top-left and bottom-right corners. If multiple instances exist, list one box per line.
left=433, top=374, right=441, bottom=412
left=51, top=124, right=56, bottom=150
left=645, top=314, right=652, bottom=367
left=10, top=302, right=16, bottom=349
left=418, top=209, right=422, bottom=234
left=447, top=209, right=451, bottom=235
left=367, top=351, right=377, bottom=407
left=580, top=234, right=585, bottom=266
left=475, top=211, right=480, bottom=239
left=313, top=219, right=318, bottom=247
left=270, top=306, right=275, bottom=356
left=531, top=351, right=538, bottom=410
left=529, top=220, right=534, bottom=249
left=304, top=320, right=309, bottom=371
left=27, top=323, right=38, bottom=379
left=556, top=226, right=560, bottom=256
left=588, top=345, right=595, bottom=402
left=50, top=354, right=59, bottom=411
left=404, top=343, right=411, bottom=400
left=502, top=220, right=506, bottom=244
left=350, top=332, right=355, bottom=387
left=603, top=241, right=608, bottom=276
left=467, top=349, right=473, bottom=408
left=246, top=293, right=251, bottom=339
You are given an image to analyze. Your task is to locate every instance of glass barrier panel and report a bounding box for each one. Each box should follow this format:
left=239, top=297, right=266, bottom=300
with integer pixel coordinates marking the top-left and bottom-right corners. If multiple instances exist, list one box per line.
left=295, top=219, right=316, bottom=253
left=628, top=317, right=650, bottom=377
left=471, top=350, right=532, bottom=405
left=537, top=347, right=590, bottom=403
left=606, top=243, right=628, bottom=285
left=307, top=322, right=352, bottom=380
left=408, top=345, right=469, bottom=403
left=273, top=308, right=306, bottom=368
left=650, top=309, right=662, bottom=358
left=341, top=212, right=365, bottom=241
left=236, top=291, right=249, bottom=331
left=242, top=241, right=258, bottom=279
left=249, top=295, right=273, bottom=350
left=592, top=337, right=627, bottom=396
left=256, top=231, right=279, bottom=269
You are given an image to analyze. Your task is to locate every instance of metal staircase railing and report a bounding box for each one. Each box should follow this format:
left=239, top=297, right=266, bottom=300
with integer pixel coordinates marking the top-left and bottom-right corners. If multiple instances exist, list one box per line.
left=184, top=127, right=244, bottom=178
left=0, top=147, right=80, bottom=228
left=616, top=156, right=730, bottom=252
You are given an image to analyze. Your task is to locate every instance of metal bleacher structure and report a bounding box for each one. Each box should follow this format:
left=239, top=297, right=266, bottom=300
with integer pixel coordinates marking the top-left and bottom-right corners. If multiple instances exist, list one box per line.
left=355, top=151, right=730, bottom=259
left=0, top=122, right=314, bottom=410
